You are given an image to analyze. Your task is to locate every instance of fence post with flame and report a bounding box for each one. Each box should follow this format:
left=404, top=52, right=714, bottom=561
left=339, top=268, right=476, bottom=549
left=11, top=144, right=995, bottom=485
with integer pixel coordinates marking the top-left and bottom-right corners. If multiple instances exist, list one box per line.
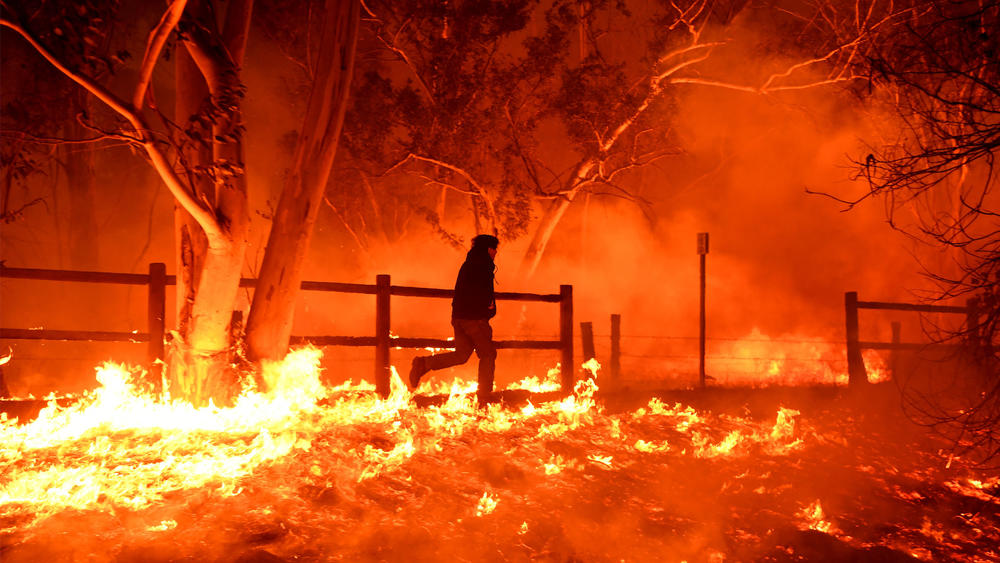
left=844, top=291, right=868, bottom=387
left=147, top=262, right=166, bottom=389
left=560, top=284, right=574, bottom=392
left=375, top=274, right=391, bottom=398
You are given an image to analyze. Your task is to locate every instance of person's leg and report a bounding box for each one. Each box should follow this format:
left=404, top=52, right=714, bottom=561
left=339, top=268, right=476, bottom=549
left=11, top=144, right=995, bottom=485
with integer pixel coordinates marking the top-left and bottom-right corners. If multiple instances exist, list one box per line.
left=456, top=319, right=496, bottom=403
left=423, top=320, right=475, bottom=370
left=410, top=320, right=474, bottom=389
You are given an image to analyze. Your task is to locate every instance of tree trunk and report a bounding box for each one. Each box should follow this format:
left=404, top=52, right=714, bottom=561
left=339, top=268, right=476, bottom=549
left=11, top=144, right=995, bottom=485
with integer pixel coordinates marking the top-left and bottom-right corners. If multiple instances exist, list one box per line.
left=245, top=0, right=360, bottom=362
left=165, top=0, right=252, bottom=405
left=519, top=160, right=596, bottom=277
left=174, top=45, right=212, bottom=338
left=0, top=3, right=248, bottom=405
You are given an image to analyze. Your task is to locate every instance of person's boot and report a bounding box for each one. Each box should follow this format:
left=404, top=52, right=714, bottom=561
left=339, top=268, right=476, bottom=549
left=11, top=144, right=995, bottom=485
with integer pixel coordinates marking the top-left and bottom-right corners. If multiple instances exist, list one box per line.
left=476, top=389, right=497, bottom=409
left=408, top=357, right=427, bottom=391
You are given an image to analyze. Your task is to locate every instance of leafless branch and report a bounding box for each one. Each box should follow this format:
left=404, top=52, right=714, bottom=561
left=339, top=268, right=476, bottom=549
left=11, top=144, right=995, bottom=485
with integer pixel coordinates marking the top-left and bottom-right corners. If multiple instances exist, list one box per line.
left=133, top=0, right=187, bottom=111
left=0, top=16, right=223, bottom=243
left=504, top=104, right=544, bottom=193
left=365, top=11, right=436, bottom=104
left=323, top=195, right=369, bottom=253
left=0, top=129, right=125, bottom=145
left=1, top=197, right=47, bottom=223
left=414, top=174, right=476, bottom=196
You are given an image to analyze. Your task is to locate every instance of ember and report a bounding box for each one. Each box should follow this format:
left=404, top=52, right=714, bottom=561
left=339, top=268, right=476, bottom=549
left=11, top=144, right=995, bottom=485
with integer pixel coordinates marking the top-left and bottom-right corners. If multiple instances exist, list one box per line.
left=1, top=348, right=996, bottom=561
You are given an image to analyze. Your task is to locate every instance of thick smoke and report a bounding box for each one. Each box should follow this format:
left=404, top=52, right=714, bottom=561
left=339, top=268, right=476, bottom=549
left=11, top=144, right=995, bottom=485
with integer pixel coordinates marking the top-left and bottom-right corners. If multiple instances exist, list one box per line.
left=1, top=2, right=938, bottom=396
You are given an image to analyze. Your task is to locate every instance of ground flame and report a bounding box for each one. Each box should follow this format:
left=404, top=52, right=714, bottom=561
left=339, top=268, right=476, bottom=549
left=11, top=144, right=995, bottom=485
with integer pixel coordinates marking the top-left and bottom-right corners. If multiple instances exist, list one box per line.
left=1, top=347, right=995, bottom=561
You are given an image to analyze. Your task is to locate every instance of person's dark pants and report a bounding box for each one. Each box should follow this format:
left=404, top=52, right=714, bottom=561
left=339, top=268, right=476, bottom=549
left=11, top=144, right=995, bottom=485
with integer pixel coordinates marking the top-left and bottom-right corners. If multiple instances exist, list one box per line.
left=422, top=318, right=496, bottom=401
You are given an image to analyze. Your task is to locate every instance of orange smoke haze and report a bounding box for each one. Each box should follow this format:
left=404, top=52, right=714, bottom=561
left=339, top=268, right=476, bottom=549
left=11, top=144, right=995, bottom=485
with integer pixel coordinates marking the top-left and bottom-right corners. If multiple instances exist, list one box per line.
left=0, top=11, right=937, bottom=397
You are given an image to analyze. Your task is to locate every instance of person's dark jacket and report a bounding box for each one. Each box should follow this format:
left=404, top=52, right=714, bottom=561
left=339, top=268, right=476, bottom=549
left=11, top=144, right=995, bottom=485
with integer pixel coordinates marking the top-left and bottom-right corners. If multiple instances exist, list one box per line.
left=452, top=245, right=496, bottom=320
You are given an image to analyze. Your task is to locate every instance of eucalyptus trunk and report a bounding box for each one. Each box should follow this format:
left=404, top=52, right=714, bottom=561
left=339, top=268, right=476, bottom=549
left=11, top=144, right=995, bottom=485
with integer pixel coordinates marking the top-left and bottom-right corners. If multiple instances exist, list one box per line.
left=245, top=0, right=360, bottom=362
left=519, top=160, right=596, bottom=277
left=165, top=0, right=252, bottom=405
left=0, top=1, right=252, bottom=405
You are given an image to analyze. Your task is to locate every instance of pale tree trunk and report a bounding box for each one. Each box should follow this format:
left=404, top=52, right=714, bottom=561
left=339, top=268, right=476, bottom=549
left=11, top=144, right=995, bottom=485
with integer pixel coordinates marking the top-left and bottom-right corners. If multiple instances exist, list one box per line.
left=517, top=42, right=713, bottom=278
left=166, top=0, right=253, bottom=404
left=245, top=0, right=360, bottom=362
left=1, top=3, right=248, bottom=404
left=174, top=45, right=212, bottom=338
left=518, top=24, right=866, bottom=277
left=519, top=160, right=596, bottom=277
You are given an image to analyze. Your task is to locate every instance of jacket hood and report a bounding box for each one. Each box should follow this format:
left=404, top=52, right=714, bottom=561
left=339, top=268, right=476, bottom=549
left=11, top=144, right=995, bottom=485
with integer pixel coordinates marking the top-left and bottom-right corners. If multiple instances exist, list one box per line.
left=466, top=244, right=494, bottom=264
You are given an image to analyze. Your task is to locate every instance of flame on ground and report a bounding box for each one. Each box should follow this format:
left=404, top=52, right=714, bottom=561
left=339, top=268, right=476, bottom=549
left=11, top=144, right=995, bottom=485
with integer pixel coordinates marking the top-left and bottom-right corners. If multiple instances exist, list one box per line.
left=1, top=346, right=996, bottom=561
left=705, top=329, right=892, bottom=386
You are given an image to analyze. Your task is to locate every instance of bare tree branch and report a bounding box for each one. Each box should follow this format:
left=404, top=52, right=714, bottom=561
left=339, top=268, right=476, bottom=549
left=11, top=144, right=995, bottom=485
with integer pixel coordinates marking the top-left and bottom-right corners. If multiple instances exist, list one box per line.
left=0, top=15, right=224, bottom=244
left=133, top=0, right=188, bottom=111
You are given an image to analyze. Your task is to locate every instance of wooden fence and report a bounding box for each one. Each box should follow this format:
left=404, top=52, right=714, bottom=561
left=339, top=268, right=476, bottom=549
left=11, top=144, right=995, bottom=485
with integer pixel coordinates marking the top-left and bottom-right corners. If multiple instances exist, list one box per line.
left=844, top=291, right=978, bottom=386
left=0, top=264, right=575, bottom=397
left=579, top=316, right=621, bottom=380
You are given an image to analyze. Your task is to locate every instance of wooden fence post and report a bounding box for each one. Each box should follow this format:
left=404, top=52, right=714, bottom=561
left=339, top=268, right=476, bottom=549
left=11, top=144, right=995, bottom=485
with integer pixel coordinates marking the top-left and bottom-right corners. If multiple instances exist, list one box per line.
left=610, top=313, right=621, bottom=380
left=697, top=233, right=709, bottom=389
left=845, top=291, right=868, bottom=387
left=560, top=285, right=573, bottom=393
left=580, top=321, right=595, bottom=365
left=966, top=297, right=980, bottom=349
left=147, top=262, right=166, bottom=389
left=375, top=274, right=391, bottom=398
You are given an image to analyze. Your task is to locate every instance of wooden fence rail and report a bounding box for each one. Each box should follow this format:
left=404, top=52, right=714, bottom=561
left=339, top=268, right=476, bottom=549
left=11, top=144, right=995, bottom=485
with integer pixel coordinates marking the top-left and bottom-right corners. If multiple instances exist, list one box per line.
left=1, top=264, right=574, bottom=398
left=844, top=291, right=978, bottom=387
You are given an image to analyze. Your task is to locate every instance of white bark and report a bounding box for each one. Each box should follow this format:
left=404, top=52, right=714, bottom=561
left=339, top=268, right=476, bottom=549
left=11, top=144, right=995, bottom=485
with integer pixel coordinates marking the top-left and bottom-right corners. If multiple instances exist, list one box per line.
left=245, top=0, right=360, bottom=361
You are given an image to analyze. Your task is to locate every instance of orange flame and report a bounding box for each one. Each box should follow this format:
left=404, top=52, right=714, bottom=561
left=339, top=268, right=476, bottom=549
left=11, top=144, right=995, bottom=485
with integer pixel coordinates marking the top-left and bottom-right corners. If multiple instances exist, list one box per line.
left=711, top=329, right=891, bottom=385
left=797, top=499, right=840, bottom=534
left=1, top=347, right=812, bottom=533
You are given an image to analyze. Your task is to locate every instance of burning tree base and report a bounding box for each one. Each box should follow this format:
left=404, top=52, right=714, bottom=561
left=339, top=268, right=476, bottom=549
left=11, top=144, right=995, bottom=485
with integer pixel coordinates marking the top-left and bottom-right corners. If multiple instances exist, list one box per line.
left=1, top=348, right=997, bottom=562
left=163, top=337, right=247, bottom=408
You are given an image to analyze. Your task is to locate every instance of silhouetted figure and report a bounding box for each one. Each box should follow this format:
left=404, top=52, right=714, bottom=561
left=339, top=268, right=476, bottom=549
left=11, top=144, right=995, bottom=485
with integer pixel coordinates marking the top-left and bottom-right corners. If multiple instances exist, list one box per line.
left=409, top=234, right=499, bottom=404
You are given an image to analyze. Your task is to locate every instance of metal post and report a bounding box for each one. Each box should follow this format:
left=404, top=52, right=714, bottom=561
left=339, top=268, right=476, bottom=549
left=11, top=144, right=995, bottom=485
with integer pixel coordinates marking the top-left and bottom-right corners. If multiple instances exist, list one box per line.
left=697, top=233, right=709, bottom=388
left=845, top=291, right=868, bottom=387
left=580, top=321, right=595, bottom=368
left=610, top=313, right=621, bottom=380
left=147, top=262, right=166, bottom=389
left=559, top=285, right=574, bottom=393
left=375, top=274, right=391, bottom=398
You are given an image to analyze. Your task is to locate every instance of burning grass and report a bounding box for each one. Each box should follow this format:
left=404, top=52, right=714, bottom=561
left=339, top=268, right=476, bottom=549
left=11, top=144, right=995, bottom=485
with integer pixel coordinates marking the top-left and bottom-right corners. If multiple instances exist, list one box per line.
left=1, top=347, right=997, bottom=562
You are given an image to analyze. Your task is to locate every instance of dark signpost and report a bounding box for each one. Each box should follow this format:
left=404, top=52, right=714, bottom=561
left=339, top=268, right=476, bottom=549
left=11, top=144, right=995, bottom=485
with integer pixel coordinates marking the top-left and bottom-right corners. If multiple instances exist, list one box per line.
left=697, top=233, right=709, bottom=388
